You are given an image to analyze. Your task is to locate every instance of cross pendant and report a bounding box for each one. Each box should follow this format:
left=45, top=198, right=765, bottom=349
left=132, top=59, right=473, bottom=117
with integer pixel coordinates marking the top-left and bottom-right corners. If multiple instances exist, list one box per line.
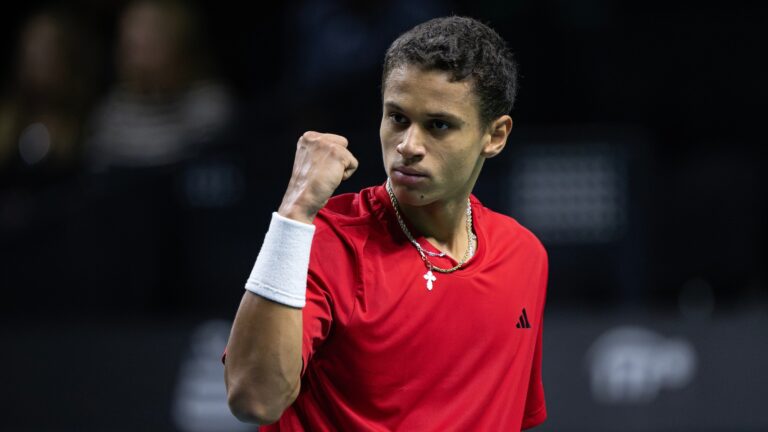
left=423, top=270, right=436, bottom=291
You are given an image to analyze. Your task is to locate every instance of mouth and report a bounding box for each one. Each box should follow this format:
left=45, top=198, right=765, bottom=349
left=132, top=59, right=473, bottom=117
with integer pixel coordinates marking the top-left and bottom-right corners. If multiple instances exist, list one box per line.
left=390, top=166, right=429, bottom=186
left=392, top=166, right=429, bottom=178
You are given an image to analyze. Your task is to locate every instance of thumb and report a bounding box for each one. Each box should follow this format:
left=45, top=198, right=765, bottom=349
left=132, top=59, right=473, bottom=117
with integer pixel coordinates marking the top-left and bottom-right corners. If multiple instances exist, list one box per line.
left=342, top=155, right=359, bottom=181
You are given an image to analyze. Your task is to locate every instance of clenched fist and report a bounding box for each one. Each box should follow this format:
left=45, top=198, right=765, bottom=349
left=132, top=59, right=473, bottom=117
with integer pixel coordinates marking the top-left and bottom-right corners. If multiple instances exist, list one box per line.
left=278, top=131, right=359, bottom=224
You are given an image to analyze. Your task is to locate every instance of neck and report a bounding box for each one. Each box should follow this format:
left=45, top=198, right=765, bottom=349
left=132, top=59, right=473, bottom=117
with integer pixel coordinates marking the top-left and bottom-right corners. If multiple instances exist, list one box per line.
left=394, top=186, right=473, bottom=261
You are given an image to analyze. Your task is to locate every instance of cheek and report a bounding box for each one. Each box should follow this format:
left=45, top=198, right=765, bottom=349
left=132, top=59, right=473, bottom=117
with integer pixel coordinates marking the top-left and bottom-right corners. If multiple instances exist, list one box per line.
left=380, top=124, right=399, bottom=152
left=380, top=124, right=396, bottom=166
left=379, top=119, right=389, bottom=144
left=379, top=119, right=386, bottom=143
left=437, top=144, right=480, bottom=181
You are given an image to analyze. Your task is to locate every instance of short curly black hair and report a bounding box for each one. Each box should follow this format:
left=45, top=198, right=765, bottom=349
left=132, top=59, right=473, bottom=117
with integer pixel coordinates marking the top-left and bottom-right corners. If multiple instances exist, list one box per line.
left=382, top=16, right=518, bottom=128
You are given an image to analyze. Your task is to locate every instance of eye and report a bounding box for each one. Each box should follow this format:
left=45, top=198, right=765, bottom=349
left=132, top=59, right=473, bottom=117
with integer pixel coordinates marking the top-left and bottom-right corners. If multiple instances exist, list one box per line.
left=429, top=119, right=451, bottom=131
left=388, top=112, right=409, bottom=125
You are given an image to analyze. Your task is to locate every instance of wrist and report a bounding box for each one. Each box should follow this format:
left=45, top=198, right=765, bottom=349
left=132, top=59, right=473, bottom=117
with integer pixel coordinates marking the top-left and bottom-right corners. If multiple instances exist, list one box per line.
left=244, top=212, right=316, bottom=308
left=278, top=201, right=317, bottom=225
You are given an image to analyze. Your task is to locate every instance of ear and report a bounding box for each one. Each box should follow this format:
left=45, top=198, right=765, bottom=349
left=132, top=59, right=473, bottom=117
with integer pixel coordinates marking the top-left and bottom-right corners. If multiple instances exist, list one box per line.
left=481, top=115, right=513, bottom=158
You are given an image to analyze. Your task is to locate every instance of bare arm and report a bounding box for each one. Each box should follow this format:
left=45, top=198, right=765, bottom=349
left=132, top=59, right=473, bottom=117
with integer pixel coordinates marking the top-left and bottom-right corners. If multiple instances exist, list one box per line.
left=225, top=291, right=303, bottom=424
left=224, top=132, right=358, bottom=424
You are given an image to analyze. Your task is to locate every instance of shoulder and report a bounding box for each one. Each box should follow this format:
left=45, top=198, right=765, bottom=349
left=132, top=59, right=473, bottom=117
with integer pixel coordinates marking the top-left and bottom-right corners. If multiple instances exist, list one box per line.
left=475, top=200, right=549, bottom=304
left=314, top=185, right=383, bottom=232
left=474, top=198, right=547, bottom=261
left=307, top=187, right=383, bottom=300
left=308, top=186, right=385, bottom=256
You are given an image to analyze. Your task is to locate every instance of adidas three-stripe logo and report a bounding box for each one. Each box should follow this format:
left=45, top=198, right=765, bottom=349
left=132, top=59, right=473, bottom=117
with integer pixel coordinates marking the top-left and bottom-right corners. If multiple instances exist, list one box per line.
left=515, top=308, right=531, bottom=329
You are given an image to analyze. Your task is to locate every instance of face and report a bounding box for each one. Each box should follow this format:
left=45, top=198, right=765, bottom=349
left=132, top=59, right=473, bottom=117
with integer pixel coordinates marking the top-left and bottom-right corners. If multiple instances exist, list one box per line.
left=118, top=2, right=178, bottom=83
left=380, top=64, right=510, bottom=207
left=19, top=15, right=65, bottom=91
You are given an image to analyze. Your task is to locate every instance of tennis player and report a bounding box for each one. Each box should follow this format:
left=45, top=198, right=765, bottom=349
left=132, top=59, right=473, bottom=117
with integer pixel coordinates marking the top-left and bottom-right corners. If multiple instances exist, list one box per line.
left=224, top=16, right=548, bottom=430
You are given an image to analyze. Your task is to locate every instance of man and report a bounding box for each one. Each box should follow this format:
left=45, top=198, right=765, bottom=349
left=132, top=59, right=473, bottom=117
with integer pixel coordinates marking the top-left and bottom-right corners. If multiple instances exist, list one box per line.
left=224, top=16, right=548, bottom=430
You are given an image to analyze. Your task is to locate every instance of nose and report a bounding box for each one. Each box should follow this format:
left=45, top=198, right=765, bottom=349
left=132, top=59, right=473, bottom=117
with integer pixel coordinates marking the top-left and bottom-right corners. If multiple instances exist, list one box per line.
left=396, top=125, right=426, bottom=161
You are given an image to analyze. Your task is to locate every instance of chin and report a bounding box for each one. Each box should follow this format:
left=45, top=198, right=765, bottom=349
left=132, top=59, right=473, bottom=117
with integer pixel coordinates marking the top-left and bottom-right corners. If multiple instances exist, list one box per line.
left=391, top=183, right=436, bottom=207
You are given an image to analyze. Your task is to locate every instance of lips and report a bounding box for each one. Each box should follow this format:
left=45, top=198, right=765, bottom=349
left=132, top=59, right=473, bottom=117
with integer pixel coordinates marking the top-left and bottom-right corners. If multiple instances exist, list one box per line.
left=391, top=166, right=429, bottom=187
left=392, top=166, right=428, bottom=177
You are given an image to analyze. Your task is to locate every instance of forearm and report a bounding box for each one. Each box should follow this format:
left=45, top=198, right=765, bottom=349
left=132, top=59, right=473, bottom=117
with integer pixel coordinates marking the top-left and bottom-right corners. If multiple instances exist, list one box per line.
left=224, top=132, right=357, bottom=423
left=225, top=292, right=302, bottom=424
left=225, top=211, right=315, bottom=424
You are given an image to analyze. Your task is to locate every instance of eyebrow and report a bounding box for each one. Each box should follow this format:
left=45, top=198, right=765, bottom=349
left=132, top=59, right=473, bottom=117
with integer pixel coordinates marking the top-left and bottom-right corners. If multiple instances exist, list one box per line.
left=384, top=102, right=466, bottom=126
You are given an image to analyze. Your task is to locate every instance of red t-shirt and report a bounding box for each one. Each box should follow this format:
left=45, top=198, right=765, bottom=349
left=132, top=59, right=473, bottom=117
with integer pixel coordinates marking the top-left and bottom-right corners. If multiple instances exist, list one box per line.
left=246, top=183, right=548, bottom=430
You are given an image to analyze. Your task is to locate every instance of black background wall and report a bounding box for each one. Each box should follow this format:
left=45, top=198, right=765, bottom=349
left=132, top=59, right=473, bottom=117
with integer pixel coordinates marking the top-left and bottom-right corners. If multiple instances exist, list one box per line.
left=1, top=1, right=766, bottom=430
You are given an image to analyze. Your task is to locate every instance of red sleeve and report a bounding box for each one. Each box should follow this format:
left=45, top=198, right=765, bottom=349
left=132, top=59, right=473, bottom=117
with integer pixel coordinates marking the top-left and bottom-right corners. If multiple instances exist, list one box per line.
left=521, top=322, right=546, bottom=430
left=300, top=219, right=359, bottom=376
left=299, top=267, right=334, bottom=376
left=522, top=247, right=548, bottom=430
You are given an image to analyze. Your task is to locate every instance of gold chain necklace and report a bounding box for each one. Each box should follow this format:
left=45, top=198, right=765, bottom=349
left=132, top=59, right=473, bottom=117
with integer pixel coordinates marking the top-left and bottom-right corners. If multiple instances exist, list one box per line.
left=385, top=178, right=476, bottom=291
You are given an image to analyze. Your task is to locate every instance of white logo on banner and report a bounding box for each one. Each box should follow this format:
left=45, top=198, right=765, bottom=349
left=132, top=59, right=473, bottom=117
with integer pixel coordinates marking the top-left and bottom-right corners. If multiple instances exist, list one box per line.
left=172, top=320, right=256, bottom=432
left=586, top=326, right=696, bottom=404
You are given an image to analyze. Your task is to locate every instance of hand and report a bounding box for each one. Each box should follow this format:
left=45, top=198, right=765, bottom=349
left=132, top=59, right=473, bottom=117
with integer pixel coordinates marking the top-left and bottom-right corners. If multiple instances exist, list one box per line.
left=278, top=131, right=359, bottom=224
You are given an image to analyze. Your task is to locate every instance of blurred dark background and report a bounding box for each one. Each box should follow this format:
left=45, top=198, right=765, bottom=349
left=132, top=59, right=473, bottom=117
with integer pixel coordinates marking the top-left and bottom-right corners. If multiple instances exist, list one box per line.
left=1, top=1, right=766, bottom=431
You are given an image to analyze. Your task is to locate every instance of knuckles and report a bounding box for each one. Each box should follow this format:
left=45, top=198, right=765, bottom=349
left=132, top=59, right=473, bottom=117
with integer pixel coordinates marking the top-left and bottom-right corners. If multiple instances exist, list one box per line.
left=301, top=131, right=321, bottom=142
left=297, top=131, right=348, bottom=157
left=299, top=131, right=348, bottom=150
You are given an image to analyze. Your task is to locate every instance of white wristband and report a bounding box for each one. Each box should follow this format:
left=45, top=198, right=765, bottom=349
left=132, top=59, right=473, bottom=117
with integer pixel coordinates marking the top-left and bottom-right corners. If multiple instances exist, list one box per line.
left=245, top=212, right=316, bottom=308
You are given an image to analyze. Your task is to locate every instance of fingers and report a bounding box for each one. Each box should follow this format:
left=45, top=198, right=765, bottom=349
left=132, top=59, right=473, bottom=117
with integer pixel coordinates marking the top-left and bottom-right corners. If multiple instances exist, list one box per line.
left=342, top=154, right=359, bottom=181
left=300, top=131, right=357, bottom=181
left=302, top=131, right=349, bottom=148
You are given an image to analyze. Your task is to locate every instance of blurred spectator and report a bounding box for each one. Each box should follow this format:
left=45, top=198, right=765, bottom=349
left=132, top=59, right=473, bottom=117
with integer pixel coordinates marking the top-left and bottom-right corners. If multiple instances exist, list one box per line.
left=0, top=8, right=100, bottom=187
left=0, top=8, right=103, bottom=316
left=87, top=0, right=233, bottom=170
